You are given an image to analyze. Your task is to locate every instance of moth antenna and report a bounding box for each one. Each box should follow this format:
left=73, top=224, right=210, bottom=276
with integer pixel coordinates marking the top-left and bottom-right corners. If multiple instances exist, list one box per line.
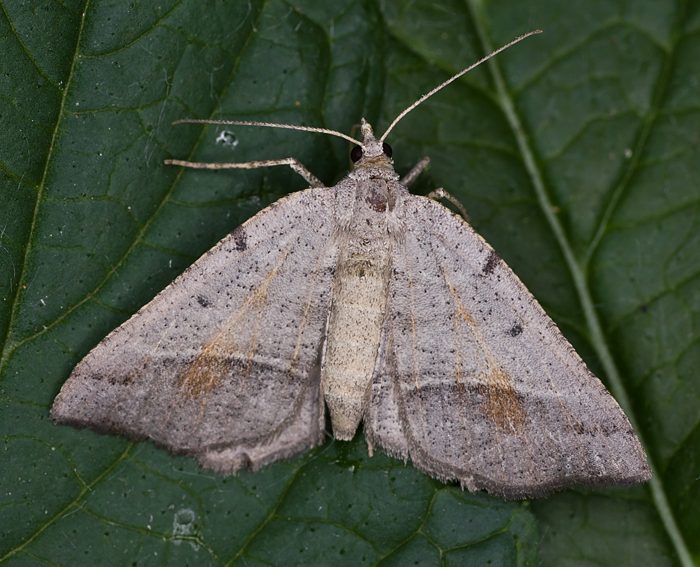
left=173, top=119, right=364, bottom=147
left=379, top=29, right=542, bottom=141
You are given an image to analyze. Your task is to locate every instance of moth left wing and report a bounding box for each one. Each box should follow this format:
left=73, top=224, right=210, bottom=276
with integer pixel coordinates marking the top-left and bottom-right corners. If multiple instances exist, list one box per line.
left=52, top=186, right=339, bottom=473
left=366, top=196, right=649, bottom=498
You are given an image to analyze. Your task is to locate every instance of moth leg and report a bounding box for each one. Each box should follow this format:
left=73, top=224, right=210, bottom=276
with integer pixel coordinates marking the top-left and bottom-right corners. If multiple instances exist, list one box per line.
left=426, top=187, right=470, bottom=221
left=164, top=158, right=324, bottom=187
left=400, top=157, right=431, bottom=187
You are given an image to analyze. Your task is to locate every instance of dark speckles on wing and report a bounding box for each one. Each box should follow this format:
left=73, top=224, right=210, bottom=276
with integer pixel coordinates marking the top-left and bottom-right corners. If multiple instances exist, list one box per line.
left=232, top=226, right=247, bottom=251
left=482, top=250, right=500, bottom=275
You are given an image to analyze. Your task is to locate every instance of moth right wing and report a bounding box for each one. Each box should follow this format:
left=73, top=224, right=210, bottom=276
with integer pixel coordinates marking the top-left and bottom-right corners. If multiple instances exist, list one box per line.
left=366, top=196, right=649, bottom=498
left=52, top=186, right=340, bottom=473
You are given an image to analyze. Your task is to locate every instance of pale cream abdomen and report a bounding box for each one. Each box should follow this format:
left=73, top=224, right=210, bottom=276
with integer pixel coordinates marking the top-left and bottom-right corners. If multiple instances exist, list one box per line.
left=322, top=255, right=390, bottom=440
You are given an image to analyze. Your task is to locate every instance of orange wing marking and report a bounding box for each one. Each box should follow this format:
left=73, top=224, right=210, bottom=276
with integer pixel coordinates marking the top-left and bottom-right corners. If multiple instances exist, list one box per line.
left=179, top=250, right=290, bottom=398
left=442, top=276, right=526, bottom=432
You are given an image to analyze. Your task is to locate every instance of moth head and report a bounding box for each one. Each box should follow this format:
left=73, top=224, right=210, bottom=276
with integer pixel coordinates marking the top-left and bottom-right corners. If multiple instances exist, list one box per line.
left=350, top=118, right=393, bottom=167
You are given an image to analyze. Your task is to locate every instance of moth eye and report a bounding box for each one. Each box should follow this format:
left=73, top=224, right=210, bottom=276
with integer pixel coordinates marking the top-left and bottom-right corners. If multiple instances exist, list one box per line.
left=350, top=145, right=363, bottom=163
left=382, top=142, right=393, bottom=158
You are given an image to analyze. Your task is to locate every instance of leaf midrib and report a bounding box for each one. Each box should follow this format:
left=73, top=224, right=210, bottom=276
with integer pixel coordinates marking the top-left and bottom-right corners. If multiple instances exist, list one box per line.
left=466, top=1, right=693, bottom=565
left=0, top=0, right=91, bottom=374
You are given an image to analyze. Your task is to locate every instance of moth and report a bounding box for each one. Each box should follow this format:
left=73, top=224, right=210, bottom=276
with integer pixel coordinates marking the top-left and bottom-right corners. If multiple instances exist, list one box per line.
left=52, top=31, right=650, bottom=498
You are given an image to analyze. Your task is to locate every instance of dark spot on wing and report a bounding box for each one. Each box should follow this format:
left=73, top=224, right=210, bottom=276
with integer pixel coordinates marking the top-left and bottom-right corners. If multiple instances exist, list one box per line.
left=197, top=295, right=211, bottom=308
left=569, top=418, right=618, bottom=437
left=90, top=371, right=136, bottom=386
left=232, top=226, right=247, bottom=251
left=482, top=250, right=500, bottom=275
left=508, top=323, right=523, bottom=337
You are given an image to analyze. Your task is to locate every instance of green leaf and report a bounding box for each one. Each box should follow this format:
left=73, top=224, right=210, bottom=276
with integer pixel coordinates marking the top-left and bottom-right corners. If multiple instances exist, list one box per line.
left=0, top=0, right=697, bottom=565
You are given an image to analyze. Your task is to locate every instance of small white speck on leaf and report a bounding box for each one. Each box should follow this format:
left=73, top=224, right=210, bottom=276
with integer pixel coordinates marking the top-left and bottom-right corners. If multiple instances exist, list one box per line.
left=215, top=130, right=239, bottom=149
left=172, top=508, right=199, bottom=550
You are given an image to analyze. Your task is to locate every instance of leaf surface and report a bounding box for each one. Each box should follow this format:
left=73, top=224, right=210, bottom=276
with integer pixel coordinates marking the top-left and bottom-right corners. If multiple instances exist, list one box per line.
left=1, top=1, right=697, bottom=565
